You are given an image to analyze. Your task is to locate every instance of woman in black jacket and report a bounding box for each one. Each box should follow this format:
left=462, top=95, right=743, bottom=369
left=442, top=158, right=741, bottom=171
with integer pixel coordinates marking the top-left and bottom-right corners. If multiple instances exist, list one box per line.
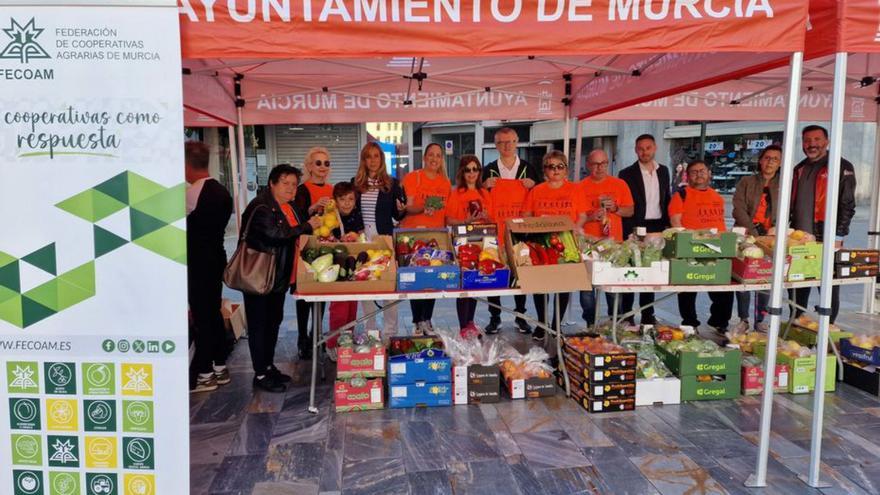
left=352, top=142, right=407, bottom=340
left=240, top=164, right=322, bottom=392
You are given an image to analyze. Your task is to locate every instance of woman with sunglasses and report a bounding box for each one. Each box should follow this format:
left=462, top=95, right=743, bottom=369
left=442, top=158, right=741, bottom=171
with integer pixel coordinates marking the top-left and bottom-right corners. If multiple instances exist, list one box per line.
left=292, top=147, right=333, bottom=360
left=522, top=150, right=588, bottom=341
left=446, top=155, right=493, bottom=339
left=401, top=142, right=451, bottom=336
left=352, top=142, right=408, bottom=341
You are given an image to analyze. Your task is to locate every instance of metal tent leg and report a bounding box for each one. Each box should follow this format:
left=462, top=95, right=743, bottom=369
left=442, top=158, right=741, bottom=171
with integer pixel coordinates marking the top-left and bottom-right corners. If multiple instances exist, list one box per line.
left=308, top=301, right=321, bottom=414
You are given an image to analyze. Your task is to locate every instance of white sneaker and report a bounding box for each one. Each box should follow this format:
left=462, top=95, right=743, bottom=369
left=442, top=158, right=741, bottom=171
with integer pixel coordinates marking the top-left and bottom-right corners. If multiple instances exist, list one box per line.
left=733, top=320, right=750, bottom=333
left=423, top=321, right=437, bottom=336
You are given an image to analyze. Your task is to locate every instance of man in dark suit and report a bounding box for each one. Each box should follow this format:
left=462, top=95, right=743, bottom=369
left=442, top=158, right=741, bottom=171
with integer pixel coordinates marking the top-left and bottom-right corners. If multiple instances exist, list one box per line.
left=186, top=141, right=234, bottom=393
left=481, top=127, right=543, bottom=335
left=617, top=134, right=671, bottom=325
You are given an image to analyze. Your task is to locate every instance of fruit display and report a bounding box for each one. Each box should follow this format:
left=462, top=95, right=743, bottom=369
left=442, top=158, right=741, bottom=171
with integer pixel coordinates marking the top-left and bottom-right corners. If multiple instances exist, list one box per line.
left=725, top=330, right=767, bottom=353
left=622, top=340, right=673, bottom=380
left=849, top=334, right=880, bottom=350
left=775, top=339, right=814, bottom=359
left=510, top=231, right=580, bottom=265
left=396, top=235, right=455, bottom=269
left=336, top=333, right=386, bottom=378
left=456, top=242, right=505, bottom=275
left=839, top=335, right=880, bottom=367
left=566, top=336, right=629, bottom=355
left=756, top=228, right=816, bottom=250
left=388, top=336, right=443, bottom=357
left=302, top=245, right=393, bottom=283
left=585, top=235, right=664, bottom=268
left=660, top=338, right=726, bottom=358
left=501, top=357, right=552, bottom=381
left=654, top=324, right=688, bottom=342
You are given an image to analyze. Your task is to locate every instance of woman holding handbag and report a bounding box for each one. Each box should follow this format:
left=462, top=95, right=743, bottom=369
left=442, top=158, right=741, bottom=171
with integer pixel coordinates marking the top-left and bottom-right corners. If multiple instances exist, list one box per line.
left=236, top=164, right=322, bottom=392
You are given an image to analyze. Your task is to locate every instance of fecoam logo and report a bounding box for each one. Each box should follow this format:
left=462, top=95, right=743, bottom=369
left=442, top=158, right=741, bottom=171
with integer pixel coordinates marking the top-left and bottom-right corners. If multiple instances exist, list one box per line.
left=0, top=18, right=54, bottom=81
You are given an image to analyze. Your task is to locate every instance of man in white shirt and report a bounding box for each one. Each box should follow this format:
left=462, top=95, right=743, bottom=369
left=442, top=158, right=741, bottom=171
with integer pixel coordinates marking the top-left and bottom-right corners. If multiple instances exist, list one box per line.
left=616, top=134, right=672, bottom=325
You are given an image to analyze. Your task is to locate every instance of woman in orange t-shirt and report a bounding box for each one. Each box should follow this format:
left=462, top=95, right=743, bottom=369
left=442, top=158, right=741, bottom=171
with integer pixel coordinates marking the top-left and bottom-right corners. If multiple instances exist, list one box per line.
left=522, top=151, right=588, bottom=342
left=446, top=155, right=494, bottom=339
left=292, top=147, right=334, bottom=360
left=400, top=143, right=451, bottom=335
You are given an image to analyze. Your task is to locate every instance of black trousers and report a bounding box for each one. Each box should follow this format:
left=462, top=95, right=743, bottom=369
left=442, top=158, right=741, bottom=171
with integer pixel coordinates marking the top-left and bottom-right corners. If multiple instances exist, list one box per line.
left=487, top=295, right=528, bottom=322
left=678, top=291, right=734, bottom=329
left=533, top=293, right=570, bottom=331
left=456, top=298, right=478, bottom=328
left=243, top=291, right=287, bottom=375
left=793, top=286, right=840, bottom=324
left=188, top=265, right=227, bottom=378
left=296, top=298, right=325, bottom=346
left=618, top=293, right=655, bottom=323
left=410, top=299, right=436, bottom=324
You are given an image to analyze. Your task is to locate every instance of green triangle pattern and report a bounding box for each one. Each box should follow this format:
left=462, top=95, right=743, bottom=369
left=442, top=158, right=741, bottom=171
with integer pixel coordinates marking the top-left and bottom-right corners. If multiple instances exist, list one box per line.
left=130, top=209, right=167, bottom=240
left=133, top=224, right=187, bottom=264
left=127, top=172, right=166, bottom=205
left=56, top=189, right=127, bottom=223
left=56, top=277, right=94, bottom=310
left=23, top=278, right=59, bottom=311
left=0, top=251, right=16, bottom=268
left=0, top=260, right=20, bottom=292
left=22, top=243, right=56, bottom=275
left=58, top=262, right=96, bottom=295
left=94, top=225, right=128, bottom=258
left=0, top=294, right=23, bottom=327
left=0, top=286, right=17, bottom=305
left=21, top=296, right=55, bottom=327
left=130, top=183, right=185, bottom=224
left=93, top=171, right=129, bottom=204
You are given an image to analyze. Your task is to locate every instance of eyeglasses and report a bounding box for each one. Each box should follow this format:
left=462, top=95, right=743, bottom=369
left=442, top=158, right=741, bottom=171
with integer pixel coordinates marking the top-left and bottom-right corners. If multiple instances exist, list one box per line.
left=495, top=140, right=517, bottom=147
left=544, top=163, right=567, bottom=171
left=760, top=156, right=781, bottom=163
left=463, top=167, right=480, bottom=173
left=313, top=160, right=331, bottom=168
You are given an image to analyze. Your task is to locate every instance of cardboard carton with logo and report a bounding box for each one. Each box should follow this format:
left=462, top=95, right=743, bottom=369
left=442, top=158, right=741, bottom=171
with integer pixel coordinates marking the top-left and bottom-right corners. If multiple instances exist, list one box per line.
left=655, top=344, right=741, bottom=376
left=668, top=258, right=732, bottom=285
left=559, top=372, right=636, bottom=398
left=568, top=384, right=636, bottom=412
left=563, top=357, right=638, bottom=383
left=503, top=374, right=555, bottom=399
left=679, top=374, right=741, bottom=401
left=834, top=263, right=879, bottom=279
left=388, top=381, right=453, bottom=408
left=451, top=223, right=511, bottom=290
left=563, top=335, right=637, bottom=370
left=663, top=231, right=737, bottom=259
left=387, top=339, right=451, bottom=385
left=334, top=377, right=384, bottom=412
left=337, top=346, right=386, bottom=379
left=296, top=235, right=397, bottom=294
left=839, top=338, right=880, bottom=367
left=453, top=364, right=500, bottom=405
left=504, top=216, right=590, bottom=292
left=741, top=362, right=789, bottom=395
left=834, top=249, right=880, bottom=265
left=753, top=344, right=836, bottom=394
left=587, top=260, right=669, bottom=286
left=731, top=256, right=774, bottom=283
left=394, top=228, right=460, bottom=291
left=785, top=242, right=822, bottom=281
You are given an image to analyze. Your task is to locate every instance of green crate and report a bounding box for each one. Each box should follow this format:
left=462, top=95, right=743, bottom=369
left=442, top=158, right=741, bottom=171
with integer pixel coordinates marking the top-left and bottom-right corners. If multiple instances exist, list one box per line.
left=680, top=373, right=741, bottom=401
left=785, top=324, right=853, bottom=347
left=655, top=343, right=742, bottom=376
left=787, top=243, right=822, bottom=281
left=668, top=259, right=732, bottom=285
left=663, top=231, right=737, bottom=259
left=753, top=344, right=836, bottom=394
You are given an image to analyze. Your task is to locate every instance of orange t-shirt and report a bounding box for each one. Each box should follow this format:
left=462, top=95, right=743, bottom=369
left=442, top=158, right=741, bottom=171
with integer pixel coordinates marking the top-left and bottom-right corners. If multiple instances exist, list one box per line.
left=752, top=190, right=772, bottom=231
left=580, top=176, right=634, bottom=241
left=304, top=181, right=333, bottom=207
left=446, top=187, right=494, bottom=223
left=280, top=203, right=300, bottom=283
left=489, top=178, right=529, bottom=241
left=523, top=181, right=587, bottom=222
left=668, top=186, right=727, bottom=231
left=400, top=170, right=451, bottom=228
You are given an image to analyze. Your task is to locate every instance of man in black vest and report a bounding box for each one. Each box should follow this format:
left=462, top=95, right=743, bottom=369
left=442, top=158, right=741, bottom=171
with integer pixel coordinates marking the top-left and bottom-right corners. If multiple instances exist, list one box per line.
left=482, top=127, right=543, bottom=335
left=618, top=134, right=671, bottom=325
left=186, top=141, right=234, bottom=393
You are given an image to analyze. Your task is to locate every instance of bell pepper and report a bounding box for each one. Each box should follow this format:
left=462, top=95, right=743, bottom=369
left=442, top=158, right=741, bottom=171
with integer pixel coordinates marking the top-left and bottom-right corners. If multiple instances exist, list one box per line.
left=545, top=247, right=560, bottom=265
left=478, top=258, right=504, bottom=275
left=479, top=247, right=501, bottom=263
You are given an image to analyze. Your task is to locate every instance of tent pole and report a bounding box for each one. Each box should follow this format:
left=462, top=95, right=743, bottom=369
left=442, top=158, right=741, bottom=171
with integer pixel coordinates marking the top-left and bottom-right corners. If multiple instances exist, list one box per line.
left=563, top=110, right=571, bottom=166
left=801, top=51, right=848, bottom=489
left=236, top=107, right=248, bottom=218
left=862, top=97, right=880, bottom=314
left=227, top=125, right=242, bottom=232
left=746, top=51, right=803, bottom=489
left=574, top=118, right=584, bottom=181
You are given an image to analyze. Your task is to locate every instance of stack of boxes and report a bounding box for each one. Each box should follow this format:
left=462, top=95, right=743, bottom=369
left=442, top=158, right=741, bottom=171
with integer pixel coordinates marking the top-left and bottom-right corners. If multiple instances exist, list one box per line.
left=655, top=342, right=742, bottom=401
left=753, top=342, right=836, bottom=394
left=560, top=336, right=637, bottom=413
left=834, top=249, right=880, bottom=279
left=664, top=231, right=736, bottom=285
left=334, top=336, right=387, bottom=412
left=387, top=337, right=453, bottom=408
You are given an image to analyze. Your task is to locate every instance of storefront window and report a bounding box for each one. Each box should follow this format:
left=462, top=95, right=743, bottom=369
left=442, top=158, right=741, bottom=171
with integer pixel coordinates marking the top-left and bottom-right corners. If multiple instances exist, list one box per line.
left=671, top=132, right=782, bottom=193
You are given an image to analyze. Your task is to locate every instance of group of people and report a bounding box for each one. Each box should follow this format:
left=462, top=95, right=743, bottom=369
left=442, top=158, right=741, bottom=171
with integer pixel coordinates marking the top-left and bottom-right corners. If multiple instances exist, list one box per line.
left=184, top=124, right=856, bottom=394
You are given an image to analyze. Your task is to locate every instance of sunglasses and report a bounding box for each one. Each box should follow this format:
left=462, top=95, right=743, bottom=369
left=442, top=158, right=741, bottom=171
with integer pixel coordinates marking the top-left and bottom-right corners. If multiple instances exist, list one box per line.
left=313, top=160, right=331, bottom=168
left=544, top=163, right=566, bottom=171
left=463, top=167, right=480, bottom=173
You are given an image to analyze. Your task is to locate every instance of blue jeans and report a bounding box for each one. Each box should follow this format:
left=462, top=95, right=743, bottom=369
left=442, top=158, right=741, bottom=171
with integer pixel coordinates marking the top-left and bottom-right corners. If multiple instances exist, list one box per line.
left=735, top=291, right=770, bottom=323
left=579, top=290, right=617, bottom=326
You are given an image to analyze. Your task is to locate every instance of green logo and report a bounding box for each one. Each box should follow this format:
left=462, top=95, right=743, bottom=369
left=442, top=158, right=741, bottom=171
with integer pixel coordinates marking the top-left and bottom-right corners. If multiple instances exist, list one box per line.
left=13, top=469, right=43, bottom=495
left=43, top=363, right=75, bottom=395
left=132, top=340, right=145, bottom=353
left=0, top=18, right=51, bottom=64
left=82, top=363, right=114, bottom=395
left=122, top=401, right=153, bottom=433
left=101, top=340, right=115, bottom=353
left=85, top=473, right=117, bottom=495
left=146, top=341, right=159, bottom=353
left=84, top=400, right=116, bottom=432
left=46, top=436, right=79, bottom=468
left=12, top=434, right=42, bottom=466
left=117, top=340, right=130, bottom=353
left=8, top=362, right=40, bottom=393
left=161, top=340, right=175, bottom=354
left=9, top=398, right=41, bottom=430
left=48, top=472, right=79, bottom=495
left=122, top=437, right=154, bottom=470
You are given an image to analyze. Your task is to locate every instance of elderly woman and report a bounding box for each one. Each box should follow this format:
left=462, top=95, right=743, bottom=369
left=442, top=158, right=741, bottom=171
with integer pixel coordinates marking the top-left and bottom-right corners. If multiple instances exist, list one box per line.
left=522, top=150, right=588, bottom=341
left=400, top=142, right=451, bottom=336
left=241, top=164, right=322, bottom=392
left=293, top=147, right=334, bottom=360
left=352, top=142, right=407, bottom=340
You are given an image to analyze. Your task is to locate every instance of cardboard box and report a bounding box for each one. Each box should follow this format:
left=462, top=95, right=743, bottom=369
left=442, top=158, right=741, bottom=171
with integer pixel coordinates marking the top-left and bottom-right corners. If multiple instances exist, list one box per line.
left=834, top=263, right=879, bottom=279
left=655, top=343, right=742, bottom=376
left=787, top=242, right=822, bottom=281
left=839, top=338, right=880, bottom=367
left=559, top=373, right=636, bottom=398
left=753, top=345, right=836, bottom=394
left=741, top=363, right=790, bottom=395
left=394, top=228, right=460, bottom=291
left=563, top=338, right=637, bottom=370
left=296, top=235, right=397, bottom=294
left=668, top=259, right=732, bottom=285
left=587, top=260, right=670, bottom=286
left=453, top=364, right=501, bottom=405
left=663, top=231, right=737, bottom=259
left=388, top=349, right=452, bottom=385
left=842, top=360, right=879, bottom=396
left=504, top=216, right=590, bottom=292
left=451, top=223, right=511, bottom=290
left=221, top=299, right=247, bottom=339
left=635, top=377, right=681, bottom=406
left=835, top=249, right=880, bottom=265
left=563, top=356, right=637, bottom=383
left=503, top=375, right=556, bottom=399
left=388, top=381, right=453, bottom=408
left=680, top=374, right=741, bottom=401
left=335, top=378, right=384, bottom=412
left=569, top=385, right=636, bottom=412
left=337, top=346, right=386, bottom=379
left=731, top=257, right=774, bottom=283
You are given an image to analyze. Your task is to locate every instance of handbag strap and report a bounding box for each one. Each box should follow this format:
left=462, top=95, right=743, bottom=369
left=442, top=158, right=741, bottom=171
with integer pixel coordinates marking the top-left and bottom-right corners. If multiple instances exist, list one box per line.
left=239, top=204, right=268, bottom=242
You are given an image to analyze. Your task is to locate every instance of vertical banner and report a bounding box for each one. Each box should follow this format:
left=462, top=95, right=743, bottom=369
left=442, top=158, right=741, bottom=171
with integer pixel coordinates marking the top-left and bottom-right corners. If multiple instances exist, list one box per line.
left=0, top=3, right=187, bottom=495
